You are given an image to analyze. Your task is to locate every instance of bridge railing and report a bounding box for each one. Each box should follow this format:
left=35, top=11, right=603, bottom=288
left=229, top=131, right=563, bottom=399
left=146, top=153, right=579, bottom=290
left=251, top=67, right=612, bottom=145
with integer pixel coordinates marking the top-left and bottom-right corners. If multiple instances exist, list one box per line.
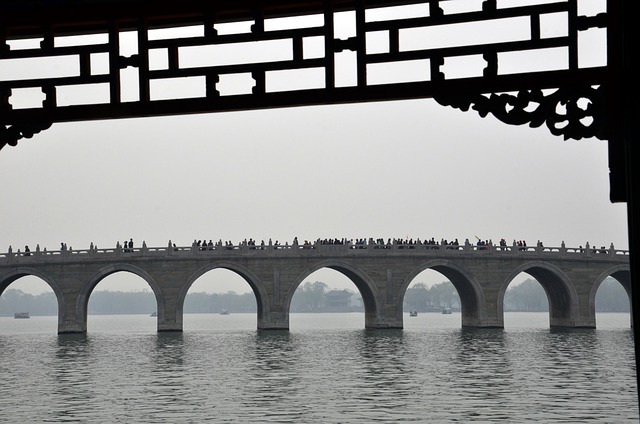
left=0, top=240, right=629, bottom=263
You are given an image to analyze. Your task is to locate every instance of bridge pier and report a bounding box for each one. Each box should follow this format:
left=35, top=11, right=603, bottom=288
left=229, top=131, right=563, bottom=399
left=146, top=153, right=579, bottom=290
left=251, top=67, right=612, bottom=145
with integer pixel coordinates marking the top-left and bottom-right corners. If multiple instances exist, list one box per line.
left=352, top=266, right=403, bottom=329
left=57, top=271, right=92, bottom=334
left=366, top=313, right=403, bottom=329
left=158, top=320, right=183, bottom=332
left=155, top=273, right=187, bottom=332
left=258, top=310, right=289, bottom=330
left=157, top=304, right=183, bottom=331
left=58, top=317, right=86, bottom=334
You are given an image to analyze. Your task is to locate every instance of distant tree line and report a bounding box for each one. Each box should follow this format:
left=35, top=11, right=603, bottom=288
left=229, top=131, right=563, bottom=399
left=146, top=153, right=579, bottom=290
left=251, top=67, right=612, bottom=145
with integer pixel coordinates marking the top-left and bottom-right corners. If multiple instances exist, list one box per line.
left=501, top=277, right=629, bottom=312
left=0, top=278, right=629, bottom=316
left=594, top=278, right=630, bottom=312
left=503, top=279, right=548, bottom=312
left=0, top=282, right=361, bottom=316
left=403, top=277, right=629, bottom=313
left=403, top=282, right=461, bottom=312
left=0, top=290, right=59, bottom=316
left=289, top=281, right=362, bottom=312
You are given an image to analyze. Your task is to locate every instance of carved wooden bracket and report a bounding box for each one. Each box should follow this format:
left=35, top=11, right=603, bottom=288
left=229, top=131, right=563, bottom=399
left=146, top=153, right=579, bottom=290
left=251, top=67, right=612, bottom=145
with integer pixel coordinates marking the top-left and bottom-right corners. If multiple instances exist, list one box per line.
left=435, top=85, right=606, bottom=141
left=1, top=121, right=52, bottom=150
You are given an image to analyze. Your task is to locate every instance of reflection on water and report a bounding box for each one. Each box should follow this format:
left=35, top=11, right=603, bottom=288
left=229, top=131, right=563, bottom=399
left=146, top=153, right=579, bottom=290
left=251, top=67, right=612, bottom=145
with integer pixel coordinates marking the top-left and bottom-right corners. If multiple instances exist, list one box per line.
left=0, top=313, right=637, bottom=423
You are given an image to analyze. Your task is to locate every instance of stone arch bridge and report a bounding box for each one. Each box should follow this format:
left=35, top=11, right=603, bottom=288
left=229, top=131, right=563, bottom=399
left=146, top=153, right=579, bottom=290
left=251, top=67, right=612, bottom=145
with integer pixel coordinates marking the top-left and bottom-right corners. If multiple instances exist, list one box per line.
left=0, top=240, right=630, bottom=334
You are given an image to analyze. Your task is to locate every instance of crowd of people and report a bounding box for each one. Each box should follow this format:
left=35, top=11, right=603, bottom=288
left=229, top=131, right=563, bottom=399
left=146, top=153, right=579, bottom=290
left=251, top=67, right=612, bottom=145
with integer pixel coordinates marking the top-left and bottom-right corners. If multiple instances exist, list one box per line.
left=11, top=237, right=620, bottom=256
left=13, top=237, right=528, bottom=255
left=182, top=237, right=535, bottom=252
left=186, top=237, right=468, bottom=250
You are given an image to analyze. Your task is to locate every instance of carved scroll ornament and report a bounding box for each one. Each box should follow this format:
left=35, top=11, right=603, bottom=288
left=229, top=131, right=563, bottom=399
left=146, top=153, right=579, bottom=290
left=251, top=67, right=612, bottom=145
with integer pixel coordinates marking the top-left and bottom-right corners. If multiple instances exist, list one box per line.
left=435, top=85, right=606, bottom=141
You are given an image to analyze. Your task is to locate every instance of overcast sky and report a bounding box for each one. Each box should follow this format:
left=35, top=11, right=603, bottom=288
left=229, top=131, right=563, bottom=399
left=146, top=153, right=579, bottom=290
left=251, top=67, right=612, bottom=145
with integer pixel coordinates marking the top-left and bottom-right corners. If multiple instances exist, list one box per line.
left=1, top=0, right=625, bottom=295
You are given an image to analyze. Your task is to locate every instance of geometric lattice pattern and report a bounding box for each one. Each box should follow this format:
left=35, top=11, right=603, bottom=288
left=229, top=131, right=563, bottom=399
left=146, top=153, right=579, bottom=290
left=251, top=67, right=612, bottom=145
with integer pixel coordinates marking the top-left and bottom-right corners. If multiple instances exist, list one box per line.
left=1, top=0, right=610, bottom=148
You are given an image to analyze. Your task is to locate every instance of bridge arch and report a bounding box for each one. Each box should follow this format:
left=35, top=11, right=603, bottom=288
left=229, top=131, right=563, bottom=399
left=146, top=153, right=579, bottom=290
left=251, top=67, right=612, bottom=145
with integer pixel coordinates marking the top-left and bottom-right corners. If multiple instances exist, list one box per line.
left=287, top=260, right=382, bottom=329
left=0, top=267, right=65, bottom=328
left=179, top=261, right=270, bottom=328
left=589, top=264, right=632, bottom=325
left=79, top=263, right=163, bottom=332
left=501, top=262, right=579, bottom=327
left=398, top=260, right=486, bottom=327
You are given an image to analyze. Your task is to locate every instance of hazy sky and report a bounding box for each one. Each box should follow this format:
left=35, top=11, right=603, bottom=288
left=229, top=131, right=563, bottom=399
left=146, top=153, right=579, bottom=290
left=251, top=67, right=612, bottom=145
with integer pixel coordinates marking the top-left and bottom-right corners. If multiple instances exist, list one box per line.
left=1, top=0, right=625, bottom=295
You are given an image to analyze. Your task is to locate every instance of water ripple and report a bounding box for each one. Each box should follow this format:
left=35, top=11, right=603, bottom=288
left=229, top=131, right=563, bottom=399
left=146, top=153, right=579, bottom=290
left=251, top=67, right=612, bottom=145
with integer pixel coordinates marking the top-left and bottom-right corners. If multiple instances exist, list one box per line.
left=0, top=314, right=637, bottom=423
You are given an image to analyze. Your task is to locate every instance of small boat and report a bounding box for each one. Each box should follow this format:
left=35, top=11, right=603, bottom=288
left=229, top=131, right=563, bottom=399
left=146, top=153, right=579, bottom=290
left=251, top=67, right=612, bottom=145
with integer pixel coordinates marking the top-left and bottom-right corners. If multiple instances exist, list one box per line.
left=150, top=312, right=157, bottom=317
left=409, top=311, right=418, bottom=317
left=442, top=308, right=452, bottom=314
left=14, top=312, right=30, bottom=319
left=219, top=309, right=229, bottom=315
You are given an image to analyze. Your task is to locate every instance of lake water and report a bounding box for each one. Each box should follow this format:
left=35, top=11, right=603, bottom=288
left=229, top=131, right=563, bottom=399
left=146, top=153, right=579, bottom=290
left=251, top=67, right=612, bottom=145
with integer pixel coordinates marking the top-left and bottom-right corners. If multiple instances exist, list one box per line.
left=0, top=313, right=637, bottom=423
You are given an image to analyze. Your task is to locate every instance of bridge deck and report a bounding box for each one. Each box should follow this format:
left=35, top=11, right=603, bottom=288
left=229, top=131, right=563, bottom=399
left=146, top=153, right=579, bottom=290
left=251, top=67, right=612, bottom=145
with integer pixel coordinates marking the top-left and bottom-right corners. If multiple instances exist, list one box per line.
left=0, top=239, right=630, bottom=333
left=0, top=241, right=629, bottom=265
